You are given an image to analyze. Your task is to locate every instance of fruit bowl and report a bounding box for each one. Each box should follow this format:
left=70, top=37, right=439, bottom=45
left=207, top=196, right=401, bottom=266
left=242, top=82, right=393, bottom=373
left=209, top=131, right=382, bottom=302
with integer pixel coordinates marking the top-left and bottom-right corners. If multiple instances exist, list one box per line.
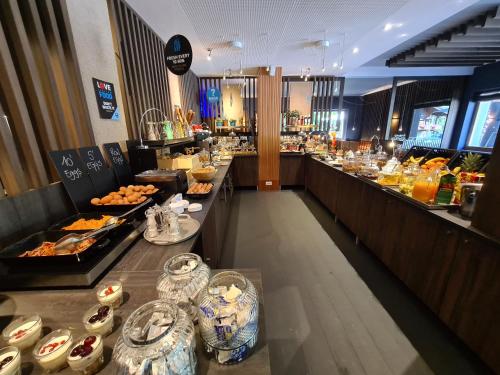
left=191, top=166, right=217, bottom=182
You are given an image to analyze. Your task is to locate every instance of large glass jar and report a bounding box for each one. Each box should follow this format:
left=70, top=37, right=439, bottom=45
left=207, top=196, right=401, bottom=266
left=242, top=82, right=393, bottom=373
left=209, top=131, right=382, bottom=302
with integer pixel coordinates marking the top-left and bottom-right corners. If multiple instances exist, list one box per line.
left=198, top=271, right=259, bottom=365
left=412, top=170, right=440, bottom=204
left=156, top=253, right=210, bottom=321
left=112, top=300, right=196, bottom=375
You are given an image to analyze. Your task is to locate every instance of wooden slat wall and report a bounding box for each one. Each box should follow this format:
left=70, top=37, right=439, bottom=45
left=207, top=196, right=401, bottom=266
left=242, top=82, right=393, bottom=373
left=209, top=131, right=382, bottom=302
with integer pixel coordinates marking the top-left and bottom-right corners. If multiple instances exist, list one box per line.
left=309, top=76, right=344, bottom=132
left=108, top=0, right=173, bottom=139
left=0, top=0, right=94, bottom=196
left=281, top=77, right=290, bottom=130
left=258, top=67, right=282, bottom=191
left=178, top=70, right=201, bottom=123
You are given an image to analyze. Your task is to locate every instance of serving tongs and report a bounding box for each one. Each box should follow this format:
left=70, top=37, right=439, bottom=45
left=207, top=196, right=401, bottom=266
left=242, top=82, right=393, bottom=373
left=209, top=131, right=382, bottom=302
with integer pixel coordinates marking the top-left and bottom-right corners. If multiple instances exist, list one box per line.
left=54, top=198, right=152, bottom=254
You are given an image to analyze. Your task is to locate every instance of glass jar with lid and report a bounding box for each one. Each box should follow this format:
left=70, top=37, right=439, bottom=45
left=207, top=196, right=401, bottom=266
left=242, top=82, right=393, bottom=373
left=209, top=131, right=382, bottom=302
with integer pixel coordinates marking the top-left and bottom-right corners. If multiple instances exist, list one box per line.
left=198, top=271, right=259, bottom=364
left=112, top=300, right=196, bottom=375
left=156, top=253, right=210, bottom=322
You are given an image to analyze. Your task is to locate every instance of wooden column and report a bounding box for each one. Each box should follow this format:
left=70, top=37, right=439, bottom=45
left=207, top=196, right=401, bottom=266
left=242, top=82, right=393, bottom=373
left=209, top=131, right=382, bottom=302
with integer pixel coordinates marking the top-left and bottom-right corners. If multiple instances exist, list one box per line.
left=257, top=67, right=282, bottom=191
left=472, top=132, right=500, bottom=239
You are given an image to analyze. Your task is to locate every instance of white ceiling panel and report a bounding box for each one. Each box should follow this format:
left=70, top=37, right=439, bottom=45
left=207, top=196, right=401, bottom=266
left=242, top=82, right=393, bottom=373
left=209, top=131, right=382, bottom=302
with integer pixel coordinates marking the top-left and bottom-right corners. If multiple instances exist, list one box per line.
left=125, top=0, right=486, bottom=77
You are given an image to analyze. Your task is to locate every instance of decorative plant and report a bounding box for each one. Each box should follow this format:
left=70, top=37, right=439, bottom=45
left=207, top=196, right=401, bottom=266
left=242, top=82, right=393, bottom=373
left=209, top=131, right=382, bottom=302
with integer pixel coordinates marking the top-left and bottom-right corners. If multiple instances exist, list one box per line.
left=286, top=110, right=300, bottom=119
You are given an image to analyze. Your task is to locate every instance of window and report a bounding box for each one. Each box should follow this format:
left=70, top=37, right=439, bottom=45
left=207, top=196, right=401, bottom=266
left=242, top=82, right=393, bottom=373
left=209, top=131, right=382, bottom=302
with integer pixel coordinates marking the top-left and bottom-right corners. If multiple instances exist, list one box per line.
left=409, top=104, right=450, bottom=148
left=312, top=110, right=347, bottom=138
left=467, top=98, right=500, bottom=149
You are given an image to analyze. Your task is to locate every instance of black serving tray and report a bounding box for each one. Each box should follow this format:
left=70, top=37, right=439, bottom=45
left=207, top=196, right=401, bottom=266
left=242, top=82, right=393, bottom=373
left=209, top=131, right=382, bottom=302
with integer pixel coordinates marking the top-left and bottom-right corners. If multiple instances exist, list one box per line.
left=421, top=148, right=457, bottom=165
left=448, top=150, right=490, bottom=172
left=401, top=146, right=431, bottom=163
left=0, top=230, right=109, bottom=266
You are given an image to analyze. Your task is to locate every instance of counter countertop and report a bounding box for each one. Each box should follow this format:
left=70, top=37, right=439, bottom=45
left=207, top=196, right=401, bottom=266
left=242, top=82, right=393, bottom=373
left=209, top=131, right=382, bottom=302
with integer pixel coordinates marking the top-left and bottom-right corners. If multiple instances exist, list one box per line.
left=308, top=156, right=499, bottom=246
left=0, top=160, right=271, bottom=374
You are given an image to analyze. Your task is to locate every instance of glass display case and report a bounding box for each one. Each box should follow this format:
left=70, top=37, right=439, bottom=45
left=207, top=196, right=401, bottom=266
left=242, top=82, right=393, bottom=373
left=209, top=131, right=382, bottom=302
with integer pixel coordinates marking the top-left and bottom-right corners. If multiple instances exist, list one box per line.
left=198, top=271, right=259, bottom=365
left=156, top=253, right=210, bottom=321
left=113, top=300, right=196, bottom=375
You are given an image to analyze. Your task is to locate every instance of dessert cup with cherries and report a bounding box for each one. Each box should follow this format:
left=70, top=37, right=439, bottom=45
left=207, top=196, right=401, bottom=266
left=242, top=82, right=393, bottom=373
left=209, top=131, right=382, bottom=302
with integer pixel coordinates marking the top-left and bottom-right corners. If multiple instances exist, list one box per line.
left=67, top=334, right=104, bottom=375
left=83, top=305, right=114, bottom=337
left=0, top=346, right=21, bottom=375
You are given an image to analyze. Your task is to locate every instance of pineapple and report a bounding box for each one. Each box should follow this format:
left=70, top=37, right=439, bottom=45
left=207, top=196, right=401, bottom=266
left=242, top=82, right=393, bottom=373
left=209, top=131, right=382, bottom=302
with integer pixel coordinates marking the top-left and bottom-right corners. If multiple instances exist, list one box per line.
left=460, top=153, right=482, bottom=172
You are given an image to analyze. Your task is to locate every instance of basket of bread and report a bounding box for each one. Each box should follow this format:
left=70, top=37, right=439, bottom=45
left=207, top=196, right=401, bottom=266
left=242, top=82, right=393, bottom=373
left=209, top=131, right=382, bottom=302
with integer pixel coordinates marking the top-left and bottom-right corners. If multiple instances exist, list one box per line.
left=186, top=182, right=213, bottom=199
left=191, top=166, right=217, bottom=182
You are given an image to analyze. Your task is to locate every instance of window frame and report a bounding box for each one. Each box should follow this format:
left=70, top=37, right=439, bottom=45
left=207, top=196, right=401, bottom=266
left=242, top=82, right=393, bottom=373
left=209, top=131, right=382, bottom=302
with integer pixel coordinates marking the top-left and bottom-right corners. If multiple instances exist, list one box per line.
left=464, top=93, right=500, bottom=152
left=408, top=100, right=452, bottom=148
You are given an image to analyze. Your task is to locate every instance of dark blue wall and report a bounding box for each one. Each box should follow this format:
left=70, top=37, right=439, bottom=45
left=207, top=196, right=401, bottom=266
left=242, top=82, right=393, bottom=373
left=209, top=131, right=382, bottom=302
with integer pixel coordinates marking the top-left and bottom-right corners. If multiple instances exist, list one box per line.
left=452, top=61, right=500, bottom=149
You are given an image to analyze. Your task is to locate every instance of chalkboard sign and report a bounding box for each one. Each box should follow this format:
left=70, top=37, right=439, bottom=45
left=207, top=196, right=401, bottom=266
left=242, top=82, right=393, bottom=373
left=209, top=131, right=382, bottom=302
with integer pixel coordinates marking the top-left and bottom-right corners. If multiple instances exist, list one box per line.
left=49, top=149, right=97, bottom=212
left=78, top=146, right=117, bottom=196
left=102, top=143, right=133, bottom=186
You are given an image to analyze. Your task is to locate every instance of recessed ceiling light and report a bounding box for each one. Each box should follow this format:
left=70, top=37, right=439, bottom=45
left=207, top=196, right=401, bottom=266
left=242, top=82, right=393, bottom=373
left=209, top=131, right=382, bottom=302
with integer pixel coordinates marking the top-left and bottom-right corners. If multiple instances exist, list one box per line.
left=333, top=62, right=338, bottom=68
left=384, top=23, right=393, bottom=32
left=399, top=33, right=408, bottom=38
left=352, top=47, right=359, bottom=54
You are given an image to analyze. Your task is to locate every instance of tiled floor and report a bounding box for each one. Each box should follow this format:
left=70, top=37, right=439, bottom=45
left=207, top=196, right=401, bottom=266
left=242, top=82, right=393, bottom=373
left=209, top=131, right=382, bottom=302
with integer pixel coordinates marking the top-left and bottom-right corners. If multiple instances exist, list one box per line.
left=220, top=190, right=491, bottom=375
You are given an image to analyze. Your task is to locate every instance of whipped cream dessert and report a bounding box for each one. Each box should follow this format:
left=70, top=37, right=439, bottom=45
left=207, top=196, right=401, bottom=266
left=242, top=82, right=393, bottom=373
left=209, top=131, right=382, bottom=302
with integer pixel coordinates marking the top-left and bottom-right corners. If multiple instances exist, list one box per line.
left=2, top=315, right=42, bottom=350
left=33, top=329, right=73, bottom=372
left=83, top=305, right=114, bottom=336
left=67, top=335, right=104, bottom=375
left=0, top=347, right=21, bottom=375
left=96, top=281, right=123, bottom=309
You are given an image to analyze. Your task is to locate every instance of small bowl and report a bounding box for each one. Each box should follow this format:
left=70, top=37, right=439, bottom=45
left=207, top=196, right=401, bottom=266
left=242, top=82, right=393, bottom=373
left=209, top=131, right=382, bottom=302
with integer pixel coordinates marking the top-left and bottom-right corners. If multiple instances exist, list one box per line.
left=0, top=346, right=21, bottom=375
left=2, top=315, right=42, bottom=351
left=96, top=280, right=123, bottom=309
left=33, top=329, right=73, bottom=372
left=191, top=167, right=217, bottom=182
left=83, top=305, right=114, bottom=337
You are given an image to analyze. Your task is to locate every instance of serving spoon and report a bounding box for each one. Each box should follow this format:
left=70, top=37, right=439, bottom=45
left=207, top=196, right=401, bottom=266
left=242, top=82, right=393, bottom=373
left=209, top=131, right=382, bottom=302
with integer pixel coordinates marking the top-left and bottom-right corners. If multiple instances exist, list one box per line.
left=54, top=198, right=152, bottom=254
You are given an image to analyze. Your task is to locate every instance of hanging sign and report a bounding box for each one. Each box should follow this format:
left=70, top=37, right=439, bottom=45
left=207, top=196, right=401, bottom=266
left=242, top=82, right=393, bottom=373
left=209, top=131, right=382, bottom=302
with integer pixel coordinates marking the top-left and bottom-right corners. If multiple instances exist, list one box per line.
left=93, top=78, right=119, bottom=120
left=164, top=34, right=192, bottom=75
left=206, top=87, right=221, bottom=104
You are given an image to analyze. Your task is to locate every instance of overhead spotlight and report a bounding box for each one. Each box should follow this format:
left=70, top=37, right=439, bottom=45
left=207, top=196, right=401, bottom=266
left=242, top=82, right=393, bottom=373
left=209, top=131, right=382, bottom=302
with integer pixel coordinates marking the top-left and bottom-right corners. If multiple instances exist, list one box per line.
left=333, top=62, right=338, bottom=68
left=207, top=48, right=212, bottom=61
left=384, top=23, right=393, bottom=32
left=352, top=47, right=359, bottom=54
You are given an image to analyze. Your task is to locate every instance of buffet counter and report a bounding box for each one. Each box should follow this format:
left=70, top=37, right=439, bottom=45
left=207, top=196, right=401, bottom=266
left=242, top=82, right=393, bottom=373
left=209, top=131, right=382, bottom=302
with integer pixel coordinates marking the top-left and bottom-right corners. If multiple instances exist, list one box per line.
left=305, top=155, right=500, bottom=373
left=0, top=161, right=272, bottom=374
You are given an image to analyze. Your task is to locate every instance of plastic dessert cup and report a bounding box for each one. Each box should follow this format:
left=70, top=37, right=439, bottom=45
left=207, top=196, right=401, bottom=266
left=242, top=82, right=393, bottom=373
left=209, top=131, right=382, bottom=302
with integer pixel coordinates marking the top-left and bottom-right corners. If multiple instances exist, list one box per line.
left=2, top=315, right=42, bottom=351
left=96, top=280, right=123, bottom=309
left=0, top=346, right=21, bottom=375
left=33, top=329, right=73, bottom=372
left=67, top=334, right=104, bottom=375
left=83, top=305, right=114, bottom=337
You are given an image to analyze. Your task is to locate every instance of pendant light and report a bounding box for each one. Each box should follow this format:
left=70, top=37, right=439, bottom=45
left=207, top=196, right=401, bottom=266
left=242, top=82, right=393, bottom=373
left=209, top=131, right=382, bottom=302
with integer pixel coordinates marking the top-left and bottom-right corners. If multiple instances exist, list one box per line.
left=207, top=48, right=212, bottom=61
left=398, top=85, right=408, bottom=133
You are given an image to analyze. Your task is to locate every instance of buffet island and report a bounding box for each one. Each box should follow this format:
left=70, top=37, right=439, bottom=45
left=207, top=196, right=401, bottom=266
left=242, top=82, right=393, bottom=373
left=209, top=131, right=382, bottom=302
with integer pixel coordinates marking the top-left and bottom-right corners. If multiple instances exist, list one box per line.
left=304, top=153, right=499, bottom=373
left=0, top=154, right=271, bottom=375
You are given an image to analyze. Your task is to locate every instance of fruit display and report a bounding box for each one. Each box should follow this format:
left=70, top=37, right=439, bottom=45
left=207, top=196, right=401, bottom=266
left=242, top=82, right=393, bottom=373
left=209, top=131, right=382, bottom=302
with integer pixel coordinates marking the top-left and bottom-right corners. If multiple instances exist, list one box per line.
left=420, top=157, right=450, bottom=171
left=33, top=329, right=73, bottom=372
left=67, top=335, right=104, bottom=375
left=83, top=305, right=114, bottom=336
left=402, top=155, right=424, bottom=167
left=96, top=280, right=123, bottom=309
left=2, top=315, right=43, bottom=350
left=187, top=182, right=213, bottom=195
left=90, top=185, right=158, bottom=206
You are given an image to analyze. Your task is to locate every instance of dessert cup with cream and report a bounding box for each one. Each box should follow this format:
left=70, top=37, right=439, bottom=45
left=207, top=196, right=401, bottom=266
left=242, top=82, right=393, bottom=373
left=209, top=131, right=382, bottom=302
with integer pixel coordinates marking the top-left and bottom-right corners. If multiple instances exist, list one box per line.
left=2, top=315, right=42, bottom=351
left=83, top=305, right=114, bottom=337
left=96, top=280, right=123, bottom=309
left=33, top=329, right=73, bottom=372
left=0, top=346, right=21, bottom=375
left=67, top=334, right=104, bottom=375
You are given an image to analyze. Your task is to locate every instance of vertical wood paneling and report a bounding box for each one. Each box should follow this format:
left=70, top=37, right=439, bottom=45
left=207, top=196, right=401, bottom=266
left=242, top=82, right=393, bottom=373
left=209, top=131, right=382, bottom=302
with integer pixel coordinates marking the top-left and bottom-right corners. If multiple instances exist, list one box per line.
left=178, top=70, right=200, bottom=123
left=108, top=0, right=173, bottom=137
left=258, top=67, right=282, bottom=191
left=0, top=0, right=92, bottom=195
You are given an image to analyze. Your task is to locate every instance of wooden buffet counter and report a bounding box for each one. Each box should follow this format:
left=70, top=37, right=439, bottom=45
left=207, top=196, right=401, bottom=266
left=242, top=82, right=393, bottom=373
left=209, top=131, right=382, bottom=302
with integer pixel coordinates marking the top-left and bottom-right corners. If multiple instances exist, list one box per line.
left=305, top=155, right=500, bottom=373
left=0, top=161, right=271, bottom=374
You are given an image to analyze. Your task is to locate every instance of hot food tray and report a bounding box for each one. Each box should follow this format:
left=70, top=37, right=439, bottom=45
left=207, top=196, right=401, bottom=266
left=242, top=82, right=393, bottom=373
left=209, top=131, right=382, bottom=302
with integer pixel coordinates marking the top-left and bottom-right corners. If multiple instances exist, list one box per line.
left=49, top=211, right=124, bottom=233
left=0, top=230, right=109, bottom=266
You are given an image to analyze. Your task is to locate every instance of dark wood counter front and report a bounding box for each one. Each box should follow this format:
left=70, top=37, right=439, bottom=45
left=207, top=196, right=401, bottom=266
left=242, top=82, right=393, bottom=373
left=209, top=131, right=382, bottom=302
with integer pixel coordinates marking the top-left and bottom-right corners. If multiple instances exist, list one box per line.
left=305, top=155, right=500, bottom=373
left=231, top=155, right=258, bottom=188
left=280, top=153, right=305, bottom=187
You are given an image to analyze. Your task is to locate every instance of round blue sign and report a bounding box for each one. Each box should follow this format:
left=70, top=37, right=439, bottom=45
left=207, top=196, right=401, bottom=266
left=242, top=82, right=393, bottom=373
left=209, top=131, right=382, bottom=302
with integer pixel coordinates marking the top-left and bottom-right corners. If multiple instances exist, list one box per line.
left=206, top=87, right=221, bottom=104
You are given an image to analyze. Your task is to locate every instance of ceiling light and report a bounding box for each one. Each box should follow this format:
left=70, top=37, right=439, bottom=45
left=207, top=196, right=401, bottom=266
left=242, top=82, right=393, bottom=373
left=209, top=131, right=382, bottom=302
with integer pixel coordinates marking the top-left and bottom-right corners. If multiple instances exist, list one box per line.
left=333, top=62, right=338, bottom=68
left=399, top=33, right=408, bottom=38
left=352, top=126, right=356, bottom=131
left=266, top=65, right=270, bottom=72
left=300, top=69, right=303, bottom=79
left=207, top=48, right=212, bottom=61
left=352, top=47, right=359, bottom=54
left=339, top=64, right=343, bottom=70
left=384, top=23, right=393, bottom=32
left=305, top=76, right=308, bottom=82
left=376, top=126, right=381, bottom=132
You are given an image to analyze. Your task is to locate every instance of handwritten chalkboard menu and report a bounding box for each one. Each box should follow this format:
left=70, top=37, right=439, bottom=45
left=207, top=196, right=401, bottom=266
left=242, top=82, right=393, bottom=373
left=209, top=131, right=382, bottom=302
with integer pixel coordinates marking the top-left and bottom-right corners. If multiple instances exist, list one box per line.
left=79, top=146, right=117, bottom=196
left=102, top=143, right=133, bottom=186
left=49, top=149, right=97, bottom=212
